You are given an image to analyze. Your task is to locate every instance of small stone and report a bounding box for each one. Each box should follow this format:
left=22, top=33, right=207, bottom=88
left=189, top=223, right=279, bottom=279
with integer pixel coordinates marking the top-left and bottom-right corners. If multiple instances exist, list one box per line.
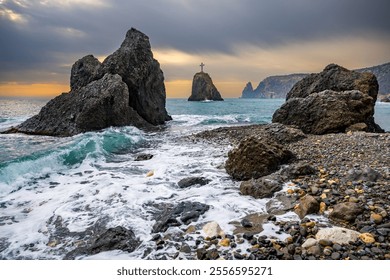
left=349, top=197, right=359, bottom=203
left=319, top=202, right=326, bottom=214
left=287, top=189, right=295, bottom=195
left=185, top=225, right=196, bottom=234
left=302, top=238, right=317, bottom=249
left=219, top=238, right=230, bottom=247
left=319, top=239, right=333, bottom=247
left=331, top=252, right=341, bottom=260
left=241, top=218, right=253, bottom=228
left=146, top=170, right=154, bottom=177
left=310, top=186, right=319, bottom=195
left=47, top=240, right=58, bottom=247
left=305, top=221, right=316, bottom=228
left=359, top=233, right=375, bottom=244
left=323, top=247, right=333, bottom=256
left=370, top=213, right=383, bottom=224
left=180, top=244, right=192, bottom=254
left=320, top=193, right=327, bottom=199
left=307, top=245, right=321, bottom=256
left=202, top=221, right=224, bottom=238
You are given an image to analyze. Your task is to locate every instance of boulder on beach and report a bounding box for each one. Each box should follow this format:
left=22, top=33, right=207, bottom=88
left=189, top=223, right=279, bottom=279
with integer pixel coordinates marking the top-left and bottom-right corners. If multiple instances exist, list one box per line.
left=225, top=136, right=294, bottom=181
left=272, top=64, right=384, bottom=134
left=7, top=28, right=171, bottom=136
left=188, top=72, right=223, bottom=101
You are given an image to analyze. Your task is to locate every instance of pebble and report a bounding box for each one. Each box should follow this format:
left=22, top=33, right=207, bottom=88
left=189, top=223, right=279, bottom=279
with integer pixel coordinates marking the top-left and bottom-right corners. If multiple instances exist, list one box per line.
left=359, top=233, right=375, bottom=244
left=219, top=238, right=230, bottom=247
left=370, top=213, right=383, bottom=224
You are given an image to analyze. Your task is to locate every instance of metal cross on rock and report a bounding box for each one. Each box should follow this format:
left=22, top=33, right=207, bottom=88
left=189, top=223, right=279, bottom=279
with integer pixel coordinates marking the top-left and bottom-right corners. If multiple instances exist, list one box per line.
left=200, top=62, right=205, bottom=72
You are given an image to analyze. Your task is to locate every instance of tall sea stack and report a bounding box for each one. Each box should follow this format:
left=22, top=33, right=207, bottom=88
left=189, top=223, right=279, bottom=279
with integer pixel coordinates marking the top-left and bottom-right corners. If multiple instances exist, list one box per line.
left=7, top=28, right=171, bottom=137
left=188, top=72, right=223, bottom=101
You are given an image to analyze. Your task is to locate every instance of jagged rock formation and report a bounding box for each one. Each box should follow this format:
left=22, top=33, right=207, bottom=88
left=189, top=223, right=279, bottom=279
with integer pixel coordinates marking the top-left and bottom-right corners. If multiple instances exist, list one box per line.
left=272, top=64, right=384, bottom=134
left=188, top=72, right=223, bottom=101
left=241, top=82, right=255, bottom=98
left=6, top=28, right=171, bottom=136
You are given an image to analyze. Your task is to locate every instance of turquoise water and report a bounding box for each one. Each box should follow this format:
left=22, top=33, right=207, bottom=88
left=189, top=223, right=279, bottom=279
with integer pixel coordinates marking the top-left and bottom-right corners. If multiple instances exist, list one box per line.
left=0, top=96, right=389, bottom=260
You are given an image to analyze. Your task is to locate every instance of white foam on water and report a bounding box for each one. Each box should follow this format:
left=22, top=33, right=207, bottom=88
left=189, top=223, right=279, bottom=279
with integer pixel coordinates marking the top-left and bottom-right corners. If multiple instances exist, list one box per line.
left=0, top=116, right=300, bottom=259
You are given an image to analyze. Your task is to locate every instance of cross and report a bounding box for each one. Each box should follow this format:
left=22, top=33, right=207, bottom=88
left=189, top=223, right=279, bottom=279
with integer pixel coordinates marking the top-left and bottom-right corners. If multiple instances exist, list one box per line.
left=200, top=62, right=205, bottom=72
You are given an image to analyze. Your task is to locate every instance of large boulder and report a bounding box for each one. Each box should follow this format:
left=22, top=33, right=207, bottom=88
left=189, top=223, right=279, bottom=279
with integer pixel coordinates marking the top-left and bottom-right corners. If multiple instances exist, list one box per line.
left=272, top=64, right=383, bottom=134
left=13, top=74, right=149, bottom=136
left=6, top=28, right=170, bottom=136
left=188, top=72, right=223, bottom=101
left=225, top=137, right=294, bottom=181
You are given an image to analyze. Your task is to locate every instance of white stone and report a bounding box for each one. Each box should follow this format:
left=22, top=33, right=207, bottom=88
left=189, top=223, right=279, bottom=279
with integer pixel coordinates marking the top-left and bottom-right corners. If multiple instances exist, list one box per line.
left=302, top=238, right=317, bottom=249
left=202, top=221, right=225, bottom=238
left=315, top=226, right=360, bottom=244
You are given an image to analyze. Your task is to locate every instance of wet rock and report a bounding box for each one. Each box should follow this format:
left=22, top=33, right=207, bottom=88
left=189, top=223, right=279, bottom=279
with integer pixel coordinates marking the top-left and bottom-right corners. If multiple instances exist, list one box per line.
left=64, top=226, right=139, bottom=259
left=347, top=166, right=382, bottom=182
left=188, top=72, right=223, bottom=101
left=225, top=136, right=294, bottom=181
left=315, top=227, right=360, bottom=244
left=294, top=195, right=320, bottom=219
left=240, top=176, right=282, bottom=199
left=177, top=177, right=211, bottom=188
left=272, top=64, right=383, bottom=134
left=152, top=202, right=210, bottom=233
left=329, top=202, right=363, bottom=223
left=266, top=192, right=298, bottom=215
left=134, top=154, right=153, bottom=161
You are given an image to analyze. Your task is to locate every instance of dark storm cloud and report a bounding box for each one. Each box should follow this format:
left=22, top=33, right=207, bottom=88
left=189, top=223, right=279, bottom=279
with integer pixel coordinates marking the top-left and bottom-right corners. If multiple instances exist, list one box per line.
left=0, top=0, right=389, bottom=83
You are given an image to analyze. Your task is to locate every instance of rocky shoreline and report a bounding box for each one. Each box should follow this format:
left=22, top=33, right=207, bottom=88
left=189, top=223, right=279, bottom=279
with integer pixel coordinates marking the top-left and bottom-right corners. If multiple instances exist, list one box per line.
left=144, top=124, right=389, bottom=260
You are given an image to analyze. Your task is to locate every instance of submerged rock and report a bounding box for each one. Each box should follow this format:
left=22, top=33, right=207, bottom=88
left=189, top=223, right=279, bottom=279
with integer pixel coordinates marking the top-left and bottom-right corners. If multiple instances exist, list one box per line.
left=272, top=64, right=383, bottom=134
left=177, top=177, right=211, bottom=188
left=225, top=136, right=294, bottom=181
left=188, top=72, right=223, bottom=101
left=7, top=28, right=171, bottom=136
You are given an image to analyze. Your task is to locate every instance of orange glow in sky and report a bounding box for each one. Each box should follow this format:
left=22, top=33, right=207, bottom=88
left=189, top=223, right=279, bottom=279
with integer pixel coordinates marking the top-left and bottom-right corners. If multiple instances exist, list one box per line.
left=0, top=83, right=70, bottom=98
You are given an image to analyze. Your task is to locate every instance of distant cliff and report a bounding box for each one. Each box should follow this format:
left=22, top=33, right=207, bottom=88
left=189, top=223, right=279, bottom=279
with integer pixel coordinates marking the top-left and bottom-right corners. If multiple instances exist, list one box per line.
left=241, top=74, right=308, bottom=99
left=242, top=62, right=390, bottom=99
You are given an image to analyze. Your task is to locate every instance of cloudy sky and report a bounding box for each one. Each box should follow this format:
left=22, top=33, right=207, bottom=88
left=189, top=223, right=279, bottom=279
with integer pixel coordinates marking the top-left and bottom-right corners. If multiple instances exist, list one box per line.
left=0, top=0, right=389, bottom=98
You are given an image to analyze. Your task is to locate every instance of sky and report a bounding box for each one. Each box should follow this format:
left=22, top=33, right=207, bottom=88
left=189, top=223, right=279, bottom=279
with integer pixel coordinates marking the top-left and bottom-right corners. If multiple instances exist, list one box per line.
left=0, top=0, right=389, bottom=98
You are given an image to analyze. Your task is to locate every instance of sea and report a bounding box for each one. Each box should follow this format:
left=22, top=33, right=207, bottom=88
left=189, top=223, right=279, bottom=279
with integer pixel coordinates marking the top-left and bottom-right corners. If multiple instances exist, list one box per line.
left=0, top=96, right=389, bottom=260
